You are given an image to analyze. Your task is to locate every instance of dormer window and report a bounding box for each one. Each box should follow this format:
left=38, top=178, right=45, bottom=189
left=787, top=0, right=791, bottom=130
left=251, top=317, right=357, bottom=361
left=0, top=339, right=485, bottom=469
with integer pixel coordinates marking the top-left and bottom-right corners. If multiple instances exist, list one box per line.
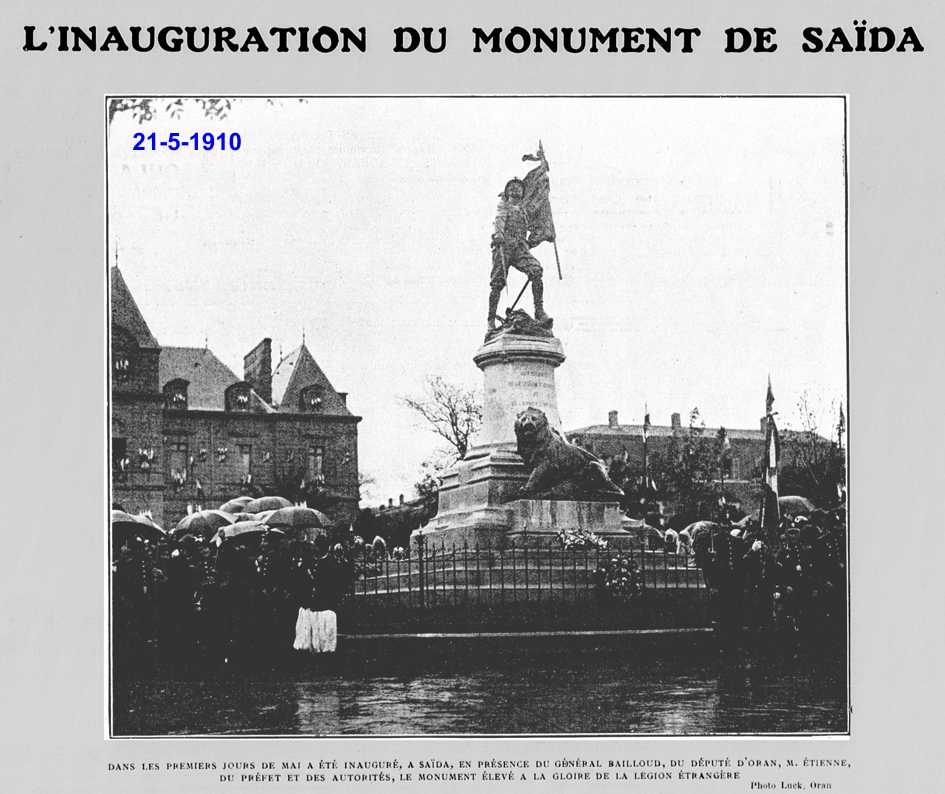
left=300, top=385, right=325, bottom=413
left=225, top=382, right=252, bottom=411
left=163, top=379, right=189, bottom=410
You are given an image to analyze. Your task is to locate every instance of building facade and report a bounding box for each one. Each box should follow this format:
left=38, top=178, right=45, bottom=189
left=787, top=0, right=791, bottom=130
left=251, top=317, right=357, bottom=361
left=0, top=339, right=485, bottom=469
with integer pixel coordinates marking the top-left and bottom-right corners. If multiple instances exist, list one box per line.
left=110, top=268, right=360, bottom=528
left=568, top=410, right=768, bottom=485
left=567, top=409, right=807, bottom=514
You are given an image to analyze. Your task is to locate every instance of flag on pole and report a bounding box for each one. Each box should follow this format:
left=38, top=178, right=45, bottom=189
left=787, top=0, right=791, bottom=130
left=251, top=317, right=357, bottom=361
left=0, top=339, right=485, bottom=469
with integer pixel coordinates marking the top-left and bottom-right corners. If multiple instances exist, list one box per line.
left=643, top=407, right=651, bottom=443
left=760, top=377, right=781, bottom=531
left=765, top=415, right=780, bottom=495
left=766, top=420, right=780, bottom=472
left=521, top=141, right=556, bottom=247
left=838, top=404, right=846, bottom=439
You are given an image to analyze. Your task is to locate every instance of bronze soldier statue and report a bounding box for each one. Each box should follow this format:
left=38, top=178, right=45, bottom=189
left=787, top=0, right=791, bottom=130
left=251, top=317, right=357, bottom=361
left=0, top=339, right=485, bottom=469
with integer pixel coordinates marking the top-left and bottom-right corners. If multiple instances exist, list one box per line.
left=488, top=144, right=557, bottom=333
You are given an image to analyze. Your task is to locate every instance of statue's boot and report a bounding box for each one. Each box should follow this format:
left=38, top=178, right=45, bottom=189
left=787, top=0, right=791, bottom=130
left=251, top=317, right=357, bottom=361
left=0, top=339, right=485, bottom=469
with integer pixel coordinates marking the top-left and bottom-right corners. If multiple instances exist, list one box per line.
left=487, top=288, right=501, bottom=331
left=532, top=278, right=552, bottom=325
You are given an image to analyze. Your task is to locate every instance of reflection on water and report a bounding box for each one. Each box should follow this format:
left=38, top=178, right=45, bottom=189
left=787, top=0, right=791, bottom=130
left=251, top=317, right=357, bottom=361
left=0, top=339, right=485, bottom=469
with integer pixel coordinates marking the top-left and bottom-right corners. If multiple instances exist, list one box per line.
left=116, top=647, right=846, bottom=736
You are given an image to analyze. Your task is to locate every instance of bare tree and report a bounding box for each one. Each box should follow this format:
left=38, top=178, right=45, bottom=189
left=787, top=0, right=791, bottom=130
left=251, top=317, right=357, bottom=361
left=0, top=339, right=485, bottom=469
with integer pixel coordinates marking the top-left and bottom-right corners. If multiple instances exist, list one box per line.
left=779, top=392, right=845, bottom=506
left=401, top=376, right=482, bottom=460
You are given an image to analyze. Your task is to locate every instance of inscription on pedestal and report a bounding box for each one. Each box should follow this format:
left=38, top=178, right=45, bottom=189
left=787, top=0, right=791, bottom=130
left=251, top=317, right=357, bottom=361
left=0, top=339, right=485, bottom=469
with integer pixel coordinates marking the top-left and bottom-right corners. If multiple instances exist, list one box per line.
left=474, top=335, right=565, bottom=447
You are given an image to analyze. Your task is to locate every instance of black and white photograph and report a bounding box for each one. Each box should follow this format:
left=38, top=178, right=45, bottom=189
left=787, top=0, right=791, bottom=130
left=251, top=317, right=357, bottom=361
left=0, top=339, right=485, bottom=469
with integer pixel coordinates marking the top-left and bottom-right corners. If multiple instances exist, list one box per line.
left=107, top=95, right=848, bottom=738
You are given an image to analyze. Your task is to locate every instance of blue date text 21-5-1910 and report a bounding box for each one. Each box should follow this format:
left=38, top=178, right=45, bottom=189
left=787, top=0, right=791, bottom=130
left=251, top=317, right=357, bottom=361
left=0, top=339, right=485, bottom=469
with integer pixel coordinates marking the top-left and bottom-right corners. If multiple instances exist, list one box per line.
left=132, top=132, right=242, bottom=152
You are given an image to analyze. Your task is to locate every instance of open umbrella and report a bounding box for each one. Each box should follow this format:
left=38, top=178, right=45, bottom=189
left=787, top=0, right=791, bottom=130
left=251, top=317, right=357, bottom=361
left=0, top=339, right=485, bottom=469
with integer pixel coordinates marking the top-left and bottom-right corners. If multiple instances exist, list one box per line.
left=265, top=505, right=330, bottom=543
left=778, top=495, right=816, bottom=516
left=230, top=512, right=259, bottom=523
left=112, top=511, right=166, bottom=545
left=111, top=509, right=138, bottom=525
left=174, top=509, right=235, bottom=537
left=244, top=495, right=292, bottom=513
left=134, top=513, right=163, bottom=531
left=684, top=521, right=722, bottom=545
left=216, top=521, right=285, bottom=543
left=621, top=516, right=663, bottom=549
left=219, top=496, right=253, bottom=514
left=750, top=495, right=819, bottom=524
left=265, top=506, right=330, bottom=529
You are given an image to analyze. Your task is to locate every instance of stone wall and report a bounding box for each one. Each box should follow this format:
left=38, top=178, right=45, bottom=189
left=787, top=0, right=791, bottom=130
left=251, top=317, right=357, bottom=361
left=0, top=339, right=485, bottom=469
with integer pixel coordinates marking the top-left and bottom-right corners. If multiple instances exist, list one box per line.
left=341, top=588, right=711, bottom=634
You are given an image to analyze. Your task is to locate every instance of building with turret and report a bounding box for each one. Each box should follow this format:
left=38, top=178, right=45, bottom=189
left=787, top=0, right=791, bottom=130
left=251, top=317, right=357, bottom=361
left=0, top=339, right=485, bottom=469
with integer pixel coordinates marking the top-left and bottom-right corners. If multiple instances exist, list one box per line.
left=110, top=267, right=360, bottom=528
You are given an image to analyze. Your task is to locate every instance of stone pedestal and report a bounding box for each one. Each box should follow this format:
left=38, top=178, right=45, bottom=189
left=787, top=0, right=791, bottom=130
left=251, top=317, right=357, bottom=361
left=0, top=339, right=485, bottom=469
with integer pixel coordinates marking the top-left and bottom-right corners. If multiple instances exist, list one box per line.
left=472, top=332, right=565, bottom=446
left=505, top=499, right=634, bottom=548
left=416, top=330, right=633, bottom=550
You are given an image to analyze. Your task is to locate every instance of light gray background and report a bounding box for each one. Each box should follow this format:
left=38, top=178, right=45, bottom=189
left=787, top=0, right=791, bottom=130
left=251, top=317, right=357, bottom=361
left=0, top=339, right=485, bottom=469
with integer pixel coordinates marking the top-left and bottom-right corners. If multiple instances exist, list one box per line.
left=2, top=1, right=943, bottom=792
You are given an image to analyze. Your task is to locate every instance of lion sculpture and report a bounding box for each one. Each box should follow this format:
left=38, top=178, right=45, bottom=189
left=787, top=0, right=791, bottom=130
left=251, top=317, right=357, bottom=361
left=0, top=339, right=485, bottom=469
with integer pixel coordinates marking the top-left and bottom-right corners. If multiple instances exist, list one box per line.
left=513, top=407, right=624, bottom=500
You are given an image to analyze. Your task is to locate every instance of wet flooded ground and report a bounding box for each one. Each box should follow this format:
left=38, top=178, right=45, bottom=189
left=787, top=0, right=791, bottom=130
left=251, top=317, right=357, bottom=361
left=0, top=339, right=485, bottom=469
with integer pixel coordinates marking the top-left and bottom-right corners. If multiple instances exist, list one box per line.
left=115, top=637, right=846, bottom=736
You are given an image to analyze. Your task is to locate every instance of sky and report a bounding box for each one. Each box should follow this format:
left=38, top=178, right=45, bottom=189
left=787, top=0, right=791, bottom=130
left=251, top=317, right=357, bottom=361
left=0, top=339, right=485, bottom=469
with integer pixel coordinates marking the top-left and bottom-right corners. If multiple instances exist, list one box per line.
left=108, top=96, right=847, bottom=506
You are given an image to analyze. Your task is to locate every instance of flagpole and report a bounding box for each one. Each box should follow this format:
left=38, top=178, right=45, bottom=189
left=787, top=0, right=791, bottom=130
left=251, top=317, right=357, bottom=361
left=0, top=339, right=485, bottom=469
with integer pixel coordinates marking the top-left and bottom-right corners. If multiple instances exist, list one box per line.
left=507, top=275, right=532, bottom=314
left=642, top=404, right=649, bottom=498
left=524, top=140, right=562, bottom=281
left=643, top=435, right=648, bottom=495
left=720, top=454, right=725, bottom=500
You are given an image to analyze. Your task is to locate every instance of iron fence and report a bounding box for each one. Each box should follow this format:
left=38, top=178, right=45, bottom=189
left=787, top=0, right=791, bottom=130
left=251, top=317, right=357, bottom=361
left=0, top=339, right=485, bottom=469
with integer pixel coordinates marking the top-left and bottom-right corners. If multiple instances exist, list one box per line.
left=349, top=536, right=705, bottom=607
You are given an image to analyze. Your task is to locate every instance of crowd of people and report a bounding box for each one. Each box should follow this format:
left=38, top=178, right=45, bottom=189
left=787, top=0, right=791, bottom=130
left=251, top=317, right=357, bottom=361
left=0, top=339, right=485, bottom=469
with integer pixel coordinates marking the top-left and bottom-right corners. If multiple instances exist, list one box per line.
left=689, top=507, right=847, bottom=659
left=113, top=492, right=846, bottom=673
left=111, top=527, right=364, bottom=674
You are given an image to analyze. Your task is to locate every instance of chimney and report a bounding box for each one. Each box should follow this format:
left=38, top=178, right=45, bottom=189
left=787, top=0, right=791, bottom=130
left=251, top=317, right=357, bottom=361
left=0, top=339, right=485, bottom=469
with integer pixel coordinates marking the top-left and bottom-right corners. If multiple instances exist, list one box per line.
left=243, top=338, right=272, bottom=405
left=388, top=498, right=394, bottom=508
left=399, top=494, right=405, bottom=505
left=608, top=410, right=619, bottom=428
left=671, top=412, right=681, bottom=430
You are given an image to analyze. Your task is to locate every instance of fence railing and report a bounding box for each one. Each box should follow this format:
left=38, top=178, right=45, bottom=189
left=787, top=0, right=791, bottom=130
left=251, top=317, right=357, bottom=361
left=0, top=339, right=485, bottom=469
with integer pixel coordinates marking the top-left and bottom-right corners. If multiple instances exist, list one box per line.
left=349, top=536, right=705, bottom=607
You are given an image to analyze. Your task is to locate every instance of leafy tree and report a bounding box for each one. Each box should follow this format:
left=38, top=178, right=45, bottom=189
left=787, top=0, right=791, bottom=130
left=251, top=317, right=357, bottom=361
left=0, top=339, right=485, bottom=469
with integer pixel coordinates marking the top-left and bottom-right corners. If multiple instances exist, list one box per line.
left=648, top=408, right=721, bottom=526
left=107, top=97, right=307, bottom=125
left=406, top=450, right=457, bottom=522
left=108, top=97, right=235, bottom=125
left=716, top=426, right=733, bottom=479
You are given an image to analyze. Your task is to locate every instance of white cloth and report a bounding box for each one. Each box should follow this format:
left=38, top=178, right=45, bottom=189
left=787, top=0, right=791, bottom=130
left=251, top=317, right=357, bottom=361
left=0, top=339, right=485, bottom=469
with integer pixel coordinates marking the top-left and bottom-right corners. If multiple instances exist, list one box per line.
left=293, top=607, right=338, bottom=653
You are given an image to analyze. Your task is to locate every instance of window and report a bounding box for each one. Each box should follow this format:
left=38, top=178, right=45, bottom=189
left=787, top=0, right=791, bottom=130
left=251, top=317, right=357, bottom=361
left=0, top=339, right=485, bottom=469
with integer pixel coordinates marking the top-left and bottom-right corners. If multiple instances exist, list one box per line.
left=238, top=444, right=252, bottom=475
left=163, top=379, right=189, bottom=410
left=112, top=437, right=129, bottom=478
left=307, top=445, right=325, bottom=484
left=730, top=458, right=741, bottom=479
left=167, top=441, right=188, bottom=481
left=299, top=385, right=325, bottom=412
left=225, top=382, right=252, bottom=411
left=113, top=354, right=131, bottom=380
